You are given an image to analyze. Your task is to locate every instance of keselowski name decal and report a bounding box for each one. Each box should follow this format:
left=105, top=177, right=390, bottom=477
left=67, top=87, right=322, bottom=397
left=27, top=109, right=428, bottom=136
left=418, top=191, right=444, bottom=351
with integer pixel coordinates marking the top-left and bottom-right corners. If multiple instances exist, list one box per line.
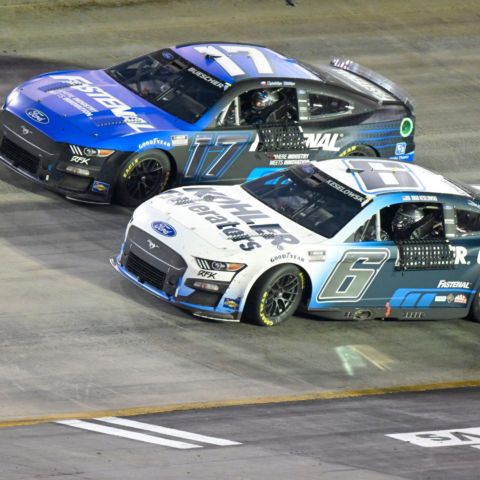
left=51, top=74, right=155, bottom=133
left=164, top=188, right=299, bottom=251
left=313, top=171, right=366, bottom=203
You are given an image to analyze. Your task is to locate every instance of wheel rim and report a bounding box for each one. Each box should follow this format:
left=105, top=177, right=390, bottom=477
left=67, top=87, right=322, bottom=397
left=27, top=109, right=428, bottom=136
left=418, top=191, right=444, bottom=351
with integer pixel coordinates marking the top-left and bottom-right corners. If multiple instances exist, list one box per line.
left=263, top=273, right=300, bottom=320
left=125, top=158, right=164, bottom=200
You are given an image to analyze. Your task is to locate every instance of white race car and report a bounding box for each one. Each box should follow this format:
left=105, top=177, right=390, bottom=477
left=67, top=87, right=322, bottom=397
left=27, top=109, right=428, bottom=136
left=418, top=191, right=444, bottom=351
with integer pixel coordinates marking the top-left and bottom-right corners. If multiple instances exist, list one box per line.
left=112, top=158, right=480, bottom=326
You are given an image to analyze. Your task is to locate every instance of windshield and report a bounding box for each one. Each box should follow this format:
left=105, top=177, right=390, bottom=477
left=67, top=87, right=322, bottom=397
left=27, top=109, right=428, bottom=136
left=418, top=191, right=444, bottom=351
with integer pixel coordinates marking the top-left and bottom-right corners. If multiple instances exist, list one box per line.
left=242, top=164, right=366, bottom=238
left=107, top=49, right=227, bottom=123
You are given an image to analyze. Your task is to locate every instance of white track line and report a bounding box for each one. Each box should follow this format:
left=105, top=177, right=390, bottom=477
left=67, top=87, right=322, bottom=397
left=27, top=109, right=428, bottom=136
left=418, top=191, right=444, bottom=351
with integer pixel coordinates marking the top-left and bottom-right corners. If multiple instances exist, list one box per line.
left=55, top=419, right=200, bottom=449
left=96, top=416, right=241, bottom=446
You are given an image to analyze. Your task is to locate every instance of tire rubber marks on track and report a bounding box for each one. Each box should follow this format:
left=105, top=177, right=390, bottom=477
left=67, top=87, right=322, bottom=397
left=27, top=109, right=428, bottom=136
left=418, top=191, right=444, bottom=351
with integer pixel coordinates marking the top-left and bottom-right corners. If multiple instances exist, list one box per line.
left=55, top=417, right=241, bottom=449
left=387, top=427, right=480, bottom=452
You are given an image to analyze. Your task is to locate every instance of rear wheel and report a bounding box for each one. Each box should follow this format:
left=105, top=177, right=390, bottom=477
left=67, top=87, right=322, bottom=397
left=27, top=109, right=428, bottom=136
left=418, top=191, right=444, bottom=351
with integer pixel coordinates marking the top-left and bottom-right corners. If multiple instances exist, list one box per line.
left=115, top=150, right=171, bottom=207
left=340, top=145, right=377, bottom=157
left=244, top=265, right=304, bottom=326
left=468, top=290, right=480, bottom=322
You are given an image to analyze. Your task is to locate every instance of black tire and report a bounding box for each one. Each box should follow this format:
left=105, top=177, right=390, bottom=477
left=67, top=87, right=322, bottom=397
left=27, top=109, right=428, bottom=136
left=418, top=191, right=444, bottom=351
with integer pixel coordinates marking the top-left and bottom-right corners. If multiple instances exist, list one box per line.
left=340, top=145, right=377, bottom=157
left=468, top=290, right=480, bottom=322
left=115, top=150, right=171, bottom=207
left=244, top=264, right=304, bottom=326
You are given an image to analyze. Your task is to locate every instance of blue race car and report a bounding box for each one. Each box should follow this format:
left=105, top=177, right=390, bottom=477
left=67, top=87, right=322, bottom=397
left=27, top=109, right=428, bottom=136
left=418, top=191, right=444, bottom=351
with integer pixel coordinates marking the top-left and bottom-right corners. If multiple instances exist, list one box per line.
left=0, top=42, right=415, bottom=206
left=111, top=158, right=480, bottom=326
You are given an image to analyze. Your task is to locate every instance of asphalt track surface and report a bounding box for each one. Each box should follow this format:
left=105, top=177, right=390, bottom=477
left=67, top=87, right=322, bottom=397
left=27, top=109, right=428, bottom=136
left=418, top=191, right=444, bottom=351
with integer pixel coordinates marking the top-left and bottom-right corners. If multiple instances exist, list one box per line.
left=1, top=0, right=480, bottom=477
left=3, top=388, right=480, bottom=479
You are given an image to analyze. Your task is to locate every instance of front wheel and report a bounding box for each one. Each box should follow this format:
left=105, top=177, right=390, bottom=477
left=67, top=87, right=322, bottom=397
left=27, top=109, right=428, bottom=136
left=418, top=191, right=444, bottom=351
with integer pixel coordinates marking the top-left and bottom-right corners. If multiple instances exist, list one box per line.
left=468, top=290, right=480, bottom=322
left=244, top=265, right=304, bottom=326
left=115, top=150, right=171, bottom=207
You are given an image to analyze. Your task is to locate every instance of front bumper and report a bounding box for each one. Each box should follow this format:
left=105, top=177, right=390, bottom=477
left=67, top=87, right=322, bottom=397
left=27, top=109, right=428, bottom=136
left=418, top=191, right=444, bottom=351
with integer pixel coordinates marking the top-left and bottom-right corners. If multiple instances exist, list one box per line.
left=111, top=225, right=242, bottom=322
left=0, top=110, right=126, bottom=204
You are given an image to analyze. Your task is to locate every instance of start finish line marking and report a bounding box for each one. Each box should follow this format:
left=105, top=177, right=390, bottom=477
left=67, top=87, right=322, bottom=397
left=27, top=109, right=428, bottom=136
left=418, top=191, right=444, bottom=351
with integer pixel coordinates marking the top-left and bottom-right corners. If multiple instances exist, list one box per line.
left=56, top=417, right=241, bottom=450
left=387, top=427, right=480, bottom=450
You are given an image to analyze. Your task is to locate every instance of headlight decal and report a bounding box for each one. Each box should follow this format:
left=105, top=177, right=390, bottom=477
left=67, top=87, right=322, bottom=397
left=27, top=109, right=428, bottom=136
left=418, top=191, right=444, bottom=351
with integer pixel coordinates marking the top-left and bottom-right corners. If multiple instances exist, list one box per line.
left=195, top=257, right=246, bottom=272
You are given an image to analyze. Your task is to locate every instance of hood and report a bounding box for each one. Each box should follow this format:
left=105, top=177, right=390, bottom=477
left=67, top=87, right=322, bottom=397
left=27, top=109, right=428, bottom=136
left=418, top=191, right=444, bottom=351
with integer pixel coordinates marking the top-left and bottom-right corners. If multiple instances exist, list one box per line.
left=4, top=69, right=190, bottom=146
left=133, top=185, right=320, bottom=256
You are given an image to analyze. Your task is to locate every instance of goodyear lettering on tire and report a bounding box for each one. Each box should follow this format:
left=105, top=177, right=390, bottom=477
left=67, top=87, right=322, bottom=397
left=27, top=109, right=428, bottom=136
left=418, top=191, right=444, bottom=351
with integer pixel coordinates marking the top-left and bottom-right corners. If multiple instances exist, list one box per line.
left=339, top=145, right=357, bottom=157
left=259, top=291, right=274, bottom=326
left=123, top=157, right=139, bottom=179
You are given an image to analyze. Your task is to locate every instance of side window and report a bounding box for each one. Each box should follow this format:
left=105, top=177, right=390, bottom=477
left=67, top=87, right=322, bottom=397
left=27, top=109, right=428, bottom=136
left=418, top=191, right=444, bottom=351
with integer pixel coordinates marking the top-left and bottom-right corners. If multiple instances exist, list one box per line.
left=455, top=208, right=480, bottom=236
left=308, top=93, right=353, bottom=118
left=354, top=202, right=445, bottom=242
left=217, top=87, right=298, bottom=127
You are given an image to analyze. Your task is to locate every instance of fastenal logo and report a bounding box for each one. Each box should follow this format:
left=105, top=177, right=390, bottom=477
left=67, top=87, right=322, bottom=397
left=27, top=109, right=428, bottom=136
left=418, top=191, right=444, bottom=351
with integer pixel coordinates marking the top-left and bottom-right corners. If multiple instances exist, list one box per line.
left=25, top=108, right=49, bottom=124
left=151, top=221, right=176, bottom=237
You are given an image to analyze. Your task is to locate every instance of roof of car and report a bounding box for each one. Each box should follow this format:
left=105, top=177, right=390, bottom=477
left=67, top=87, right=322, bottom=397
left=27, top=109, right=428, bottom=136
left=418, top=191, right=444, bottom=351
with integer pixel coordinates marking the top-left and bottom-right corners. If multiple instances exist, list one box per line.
left=313, top=158, right=471, bottom=198
left=172, top=42, right=321, bottom=84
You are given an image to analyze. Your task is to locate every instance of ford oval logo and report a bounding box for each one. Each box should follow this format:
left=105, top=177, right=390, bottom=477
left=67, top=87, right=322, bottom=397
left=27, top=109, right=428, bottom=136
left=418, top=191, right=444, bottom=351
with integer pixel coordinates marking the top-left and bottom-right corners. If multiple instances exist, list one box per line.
left=151, top=221, right=176, bottom=237
left=162, top=50, right=174, bottom=60
left=25, top=108, right=49, bottom=124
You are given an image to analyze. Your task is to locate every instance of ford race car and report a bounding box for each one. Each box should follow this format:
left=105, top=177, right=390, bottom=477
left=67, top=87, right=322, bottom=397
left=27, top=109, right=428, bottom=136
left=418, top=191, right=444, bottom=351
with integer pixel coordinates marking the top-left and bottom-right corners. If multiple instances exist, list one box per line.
left=111, top=158, right=480, bottom=326
left=0, top=42, right=415, bottom=206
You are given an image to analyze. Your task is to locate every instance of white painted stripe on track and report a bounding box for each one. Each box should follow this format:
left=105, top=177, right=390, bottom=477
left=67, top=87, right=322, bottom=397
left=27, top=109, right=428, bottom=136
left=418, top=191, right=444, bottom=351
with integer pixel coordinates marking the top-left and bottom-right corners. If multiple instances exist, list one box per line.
left=96, top=416, right=242, bottom=446
left=55, top=419, right=201, bottom=449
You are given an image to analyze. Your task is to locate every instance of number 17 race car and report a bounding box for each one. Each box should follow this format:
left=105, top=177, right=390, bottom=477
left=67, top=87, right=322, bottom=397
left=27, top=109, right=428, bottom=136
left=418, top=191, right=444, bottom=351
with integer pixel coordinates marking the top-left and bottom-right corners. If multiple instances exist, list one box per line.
left=111, top=157, right=480, bottom=326
left=0, top=42, right=414, bottom=206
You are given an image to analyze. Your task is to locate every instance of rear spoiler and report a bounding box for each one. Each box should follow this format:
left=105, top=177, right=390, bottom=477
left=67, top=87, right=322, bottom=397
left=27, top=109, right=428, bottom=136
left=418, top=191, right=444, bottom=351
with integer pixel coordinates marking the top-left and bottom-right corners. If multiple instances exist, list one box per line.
left=330, top=57, right=415, bottom=112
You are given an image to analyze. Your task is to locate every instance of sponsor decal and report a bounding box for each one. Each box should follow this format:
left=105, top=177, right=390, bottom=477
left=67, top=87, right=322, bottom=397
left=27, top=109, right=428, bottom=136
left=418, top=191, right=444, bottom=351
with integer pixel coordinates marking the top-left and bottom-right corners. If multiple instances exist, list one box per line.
left=437, top=280, right=471, bottom=289
left=223, top=297, right=241, bottom=310
left=25, top=108, right=49, bottom=124
left=434, top=295, right=447, bottom=303
left=138, top=138, right=171, bottom=150
left=395, top=142, right=407, bottom=155
left=197, top=269, right=217, bottom=279
left=448, top=245, right=469, bottom=265
left=53, top=90, right=98, bottom=117
left=151, top=221, right=176, bottom=237
left=91, top=180, right=110, bottom=193
left=187, top=66, right=226, bottom=90
left=268, top=152, right=310, bottom=166
left=454, top=294, right=468, bottom=304
left=20, top=125, right=32, bottom=135
left=304, top=132, right=341, bottom=151
left=164, top=188, right=299, bottom=251
left=171, top=134, right=189, bottom=147
left=70, top=155, right=90, bottom=165
left=270, top=252, right=305, bottom=263
left=331, top=67, right=396, bottom=102
left=446, top=293, right=455, bottom=303
left=51, top=74, right=155, bottom=133
left=308, top=250, right=326, bottom=262
left=147, top=239, right=159, bottom=250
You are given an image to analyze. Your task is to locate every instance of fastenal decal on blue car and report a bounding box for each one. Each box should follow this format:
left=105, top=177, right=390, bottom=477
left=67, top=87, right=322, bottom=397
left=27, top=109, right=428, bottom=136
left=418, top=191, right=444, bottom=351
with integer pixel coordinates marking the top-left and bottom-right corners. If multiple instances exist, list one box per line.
left=0, top=42, right=415, bottom=206
left=111, top=158, right=480, bottom=326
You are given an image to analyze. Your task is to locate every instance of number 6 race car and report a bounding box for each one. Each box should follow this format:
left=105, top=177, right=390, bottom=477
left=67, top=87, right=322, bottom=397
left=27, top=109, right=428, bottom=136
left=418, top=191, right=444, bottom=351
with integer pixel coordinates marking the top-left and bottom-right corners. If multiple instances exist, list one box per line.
left=111, top=158, right=480, bottom=326
left=0, top=42, right=414, bottom=206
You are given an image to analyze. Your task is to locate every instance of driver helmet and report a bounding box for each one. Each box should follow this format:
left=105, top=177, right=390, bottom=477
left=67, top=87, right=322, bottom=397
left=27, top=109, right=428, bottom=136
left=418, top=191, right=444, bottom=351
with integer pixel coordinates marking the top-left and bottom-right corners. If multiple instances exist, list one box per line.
left=391, top=203, right=429, bottom=240
left=252, top=89, right=278, bottom=110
